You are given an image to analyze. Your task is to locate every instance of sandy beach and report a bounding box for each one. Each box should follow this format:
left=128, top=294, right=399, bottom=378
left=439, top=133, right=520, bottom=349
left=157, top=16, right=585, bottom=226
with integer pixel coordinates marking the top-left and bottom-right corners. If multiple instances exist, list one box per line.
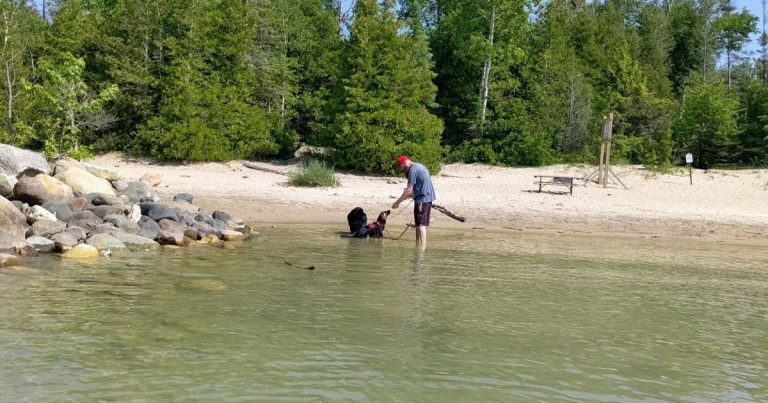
left=88, top=153, right=768, bottom=244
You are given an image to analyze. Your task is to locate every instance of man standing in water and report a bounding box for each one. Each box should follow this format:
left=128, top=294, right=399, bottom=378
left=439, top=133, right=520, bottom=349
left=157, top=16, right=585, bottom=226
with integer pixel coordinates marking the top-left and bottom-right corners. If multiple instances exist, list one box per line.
left=392, top=155, right=435, bottom=250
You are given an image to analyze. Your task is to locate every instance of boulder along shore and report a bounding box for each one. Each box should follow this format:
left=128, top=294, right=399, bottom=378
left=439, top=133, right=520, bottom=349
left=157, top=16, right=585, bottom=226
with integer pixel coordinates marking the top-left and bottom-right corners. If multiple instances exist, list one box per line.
left=1, top=144, right=252, bottom=263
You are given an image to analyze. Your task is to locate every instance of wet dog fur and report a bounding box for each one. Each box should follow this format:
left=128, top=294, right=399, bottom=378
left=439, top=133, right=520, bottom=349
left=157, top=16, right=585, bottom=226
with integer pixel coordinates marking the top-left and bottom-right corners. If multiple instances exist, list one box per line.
left=346, top=208, right=390, bottom=238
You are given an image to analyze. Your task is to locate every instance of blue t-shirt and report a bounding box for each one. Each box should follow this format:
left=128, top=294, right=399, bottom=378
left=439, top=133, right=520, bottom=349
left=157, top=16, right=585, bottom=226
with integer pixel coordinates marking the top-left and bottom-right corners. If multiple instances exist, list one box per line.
left=407, top=163, right=436, bottom=203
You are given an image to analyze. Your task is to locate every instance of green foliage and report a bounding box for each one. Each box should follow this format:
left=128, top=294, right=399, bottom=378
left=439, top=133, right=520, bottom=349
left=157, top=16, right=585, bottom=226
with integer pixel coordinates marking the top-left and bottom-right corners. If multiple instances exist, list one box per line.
left=0, top=0, right=47, bottom=144
left=736, top=81, right=768, bottom=165
left=5, top=0, right=765, bottom=171
left=26, top=53, right=119, bottom=159
left=67, top=144, right=96, bottom=160
left=329, top=0, right=443, bottom=174
left=288, top=160, right=339, bottom=187
left=715, top=7, right=759, bottom=55
left=130, top=0, right=278, bottom=162
left=673, top=74, right=739, bottom=167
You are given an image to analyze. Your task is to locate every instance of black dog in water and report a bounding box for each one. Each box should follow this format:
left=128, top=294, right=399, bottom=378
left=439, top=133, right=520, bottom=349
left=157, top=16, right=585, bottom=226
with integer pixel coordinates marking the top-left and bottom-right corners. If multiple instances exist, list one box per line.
left=346, top=208, right=391, bottom=238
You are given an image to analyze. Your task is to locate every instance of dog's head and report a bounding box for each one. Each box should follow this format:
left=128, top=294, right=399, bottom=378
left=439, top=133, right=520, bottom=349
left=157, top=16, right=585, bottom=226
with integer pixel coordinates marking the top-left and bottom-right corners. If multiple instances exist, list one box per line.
left=376, top=210, right=391, bottom=225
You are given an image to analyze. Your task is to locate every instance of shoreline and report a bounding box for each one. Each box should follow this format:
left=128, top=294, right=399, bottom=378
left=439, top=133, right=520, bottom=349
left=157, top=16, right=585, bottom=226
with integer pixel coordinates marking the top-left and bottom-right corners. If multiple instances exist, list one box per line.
left=88, top=153, right=768, bottom=245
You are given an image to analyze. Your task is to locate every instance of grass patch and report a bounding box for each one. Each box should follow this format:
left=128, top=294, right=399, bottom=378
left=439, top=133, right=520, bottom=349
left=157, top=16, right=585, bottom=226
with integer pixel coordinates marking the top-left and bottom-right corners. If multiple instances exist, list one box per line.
left=288, top=160, right=339, bottom=187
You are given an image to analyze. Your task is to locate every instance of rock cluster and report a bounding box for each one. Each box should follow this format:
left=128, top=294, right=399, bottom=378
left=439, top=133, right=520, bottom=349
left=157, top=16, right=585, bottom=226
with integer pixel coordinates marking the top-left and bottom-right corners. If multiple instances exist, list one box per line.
left=0, top=144, right=251, bottom=262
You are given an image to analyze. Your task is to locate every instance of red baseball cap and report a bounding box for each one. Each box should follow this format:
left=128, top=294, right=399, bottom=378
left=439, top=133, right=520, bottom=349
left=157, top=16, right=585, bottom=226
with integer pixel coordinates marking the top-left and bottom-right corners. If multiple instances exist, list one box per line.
left=396, top=155, right=409, bottom=165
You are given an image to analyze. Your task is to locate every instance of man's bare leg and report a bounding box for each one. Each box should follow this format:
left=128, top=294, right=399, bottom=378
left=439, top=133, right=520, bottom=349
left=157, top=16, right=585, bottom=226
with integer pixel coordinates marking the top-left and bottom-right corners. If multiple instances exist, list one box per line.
left=416, top=225, right=427, bottom=250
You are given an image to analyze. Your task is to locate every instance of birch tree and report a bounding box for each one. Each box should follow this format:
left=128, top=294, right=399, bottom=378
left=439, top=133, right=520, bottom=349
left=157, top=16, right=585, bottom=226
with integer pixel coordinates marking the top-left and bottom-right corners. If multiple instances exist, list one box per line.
left=0, top=0, right=42, bottom=139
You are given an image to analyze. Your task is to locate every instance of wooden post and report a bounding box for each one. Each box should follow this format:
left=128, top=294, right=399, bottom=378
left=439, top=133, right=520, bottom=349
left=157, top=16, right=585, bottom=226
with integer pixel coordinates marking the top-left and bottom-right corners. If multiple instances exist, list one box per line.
left=598, top=142, right=606, bottom=185
left=602, top=113, right=614, bottom=189
left=603, top=141, right=612, bottom=189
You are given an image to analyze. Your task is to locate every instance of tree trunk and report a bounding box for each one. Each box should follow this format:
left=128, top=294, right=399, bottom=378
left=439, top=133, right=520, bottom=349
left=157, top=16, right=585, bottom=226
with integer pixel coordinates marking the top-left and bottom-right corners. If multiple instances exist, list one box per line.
left=2, top=9, right=14, bottom=136
left=476, top=5, right=495, bottom=138
left=727, top=48, right=731, bottom=88
left=5, top=61, right=13, bottom=136
left=727, top=0, right=732, bottom=88
left=763, top=0, right=767, bottom=84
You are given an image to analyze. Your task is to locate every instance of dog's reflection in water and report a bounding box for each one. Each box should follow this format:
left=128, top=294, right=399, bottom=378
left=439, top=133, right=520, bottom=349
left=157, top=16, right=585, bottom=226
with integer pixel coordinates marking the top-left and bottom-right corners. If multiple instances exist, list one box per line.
left=346, top=208, right=391, bottom=238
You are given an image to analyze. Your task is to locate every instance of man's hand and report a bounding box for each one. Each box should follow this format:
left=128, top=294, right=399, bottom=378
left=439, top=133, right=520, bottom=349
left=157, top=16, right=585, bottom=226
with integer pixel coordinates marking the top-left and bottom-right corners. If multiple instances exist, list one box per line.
left=392, top=201, right=400, bottom=209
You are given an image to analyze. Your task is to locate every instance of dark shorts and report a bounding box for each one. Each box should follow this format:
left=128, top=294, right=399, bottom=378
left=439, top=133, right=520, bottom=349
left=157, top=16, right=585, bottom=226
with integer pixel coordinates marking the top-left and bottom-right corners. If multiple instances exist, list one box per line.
left=414, top=202, right=432, bottom=227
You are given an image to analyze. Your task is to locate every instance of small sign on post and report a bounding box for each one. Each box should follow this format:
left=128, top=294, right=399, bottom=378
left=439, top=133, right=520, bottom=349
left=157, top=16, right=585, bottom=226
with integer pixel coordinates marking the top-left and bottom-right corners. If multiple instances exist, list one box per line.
left=685, top=153, right=693, bottom=185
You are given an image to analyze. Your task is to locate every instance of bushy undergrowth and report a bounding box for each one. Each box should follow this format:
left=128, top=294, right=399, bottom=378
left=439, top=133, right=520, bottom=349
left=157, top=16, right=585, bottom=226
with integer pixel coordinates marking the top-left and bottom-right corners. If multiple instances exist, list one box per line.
left=288, top=160, right=339, bottom=187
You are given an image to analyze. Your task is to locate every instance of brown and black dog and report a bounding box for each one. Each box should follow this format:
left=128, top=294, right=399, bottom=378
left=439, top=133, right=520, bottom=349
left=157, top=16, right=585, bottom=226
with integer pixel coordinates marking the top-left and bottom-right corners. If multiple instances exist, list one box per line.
left=346, top=208, right=390, bottom=238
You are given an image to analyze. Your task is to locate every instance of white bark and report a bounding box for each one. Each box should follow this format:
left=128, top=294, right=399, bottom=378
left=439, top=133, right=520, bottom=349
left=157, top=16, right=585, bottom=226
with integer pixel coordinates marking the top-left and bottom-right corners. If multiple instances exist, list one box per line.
left=476, top=5, right=495, bottom=138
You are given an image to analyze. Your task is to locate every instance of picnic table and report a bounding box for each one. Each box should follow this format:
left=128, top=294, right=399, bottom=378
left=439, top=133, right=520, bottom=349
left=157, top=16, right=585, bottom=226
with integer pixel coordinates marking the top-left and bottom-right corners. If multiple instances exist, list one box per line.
left=533, top=175, right=578, bottom=195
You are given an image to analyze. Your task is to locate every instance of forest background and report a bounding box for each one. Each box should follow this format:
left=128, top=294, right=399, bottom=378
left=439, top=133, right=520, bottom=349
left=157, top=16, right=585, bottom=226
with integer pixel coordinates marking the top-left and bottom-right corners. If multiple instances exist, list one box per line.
left=1, top=0, right=766, bottom=175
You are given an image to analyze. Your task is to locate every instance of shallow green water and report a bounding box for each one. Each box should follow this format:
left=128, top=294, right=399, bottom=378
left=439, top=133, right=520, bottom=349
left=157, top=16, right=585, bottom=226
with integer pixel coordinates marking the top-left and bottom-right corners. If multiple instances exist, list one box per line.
left=1, top=226, right=767, bottom=401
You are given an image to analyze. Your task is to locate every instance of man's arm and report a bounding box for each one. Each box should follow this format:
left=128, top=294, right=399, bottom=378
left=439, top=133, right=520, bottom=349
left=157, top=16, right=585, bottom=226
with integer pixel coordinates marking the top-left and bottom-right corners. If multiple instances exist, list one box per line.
left=392, top=184, right=413, bottom=209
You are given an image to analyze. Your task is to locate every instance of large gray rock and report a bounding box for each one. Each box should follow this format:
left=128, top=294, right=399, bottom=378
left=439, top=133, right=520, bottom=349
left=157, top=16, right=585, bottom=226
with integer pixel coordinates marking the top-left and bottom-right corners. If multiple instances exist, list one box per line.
left=0, top=144, right=50, bottom=176
left=50, top=231, right=79, bottom=252
left=90, top=223, right=121, bottom=236
left=113, top=233, right=160, bottom=251
left=137, top=216, right=162, bottom=239
left=118, top=181, right=159, bottom=203
left=212, top=211, right=233, bottom=223
left=13, top=173, right=74, bottom=205
left=86, top=193, right=126, bottom=209
left=0, top=230, right=24, bottom=253
left=139, top=202, right=179, bottom=222
left=26, top=219, right=66, bottom=237
left=168, top=200, right=198, bottom=215
left=183, top=227, right=200, bottom=241
left=64, top=226, right=88, bottom=241
left=67, top=211, right=103, bottom=234
left=173, top=193, right=194, bottom=203
left=88, top=205, right=123, bottom=218
left=51, top=158, right=121, bottom=182
left=103, top=214, right=140, bottom=234
left=158, top=218, right=185, bottom=233
left=26, top=235, right=56, bottom=253
left=26, top=205, right=58, bottom=223
left=42, top=197, right=75, bottom=222
left=0, top=195, right=28, bottom=239
left=0, top=174, right=16, bottom=197
left=128, top=204, right=142, bottom=222
left=55, top=167, right=115, bottom=197
left=86, top=233, right=127, bottom=253
left=155, top=229, right=183, bottom=245
left=51, top=156, right=82, bottom=175
left=80, top=161, right=123, bottom=182
left=191, top=221, right=222, bottom=238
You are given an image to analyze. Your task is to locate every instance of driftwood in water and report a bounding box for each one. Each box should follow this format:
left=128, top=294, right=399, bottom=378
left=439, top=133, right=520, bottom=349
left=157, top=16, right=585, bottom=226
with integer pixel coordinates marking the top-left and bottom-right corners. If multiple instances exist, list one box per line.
left=284, top=261, right=315, bottom=270
left=243, top=162, right=287, bottom=175
left=432, top=203, right=466, bottom=222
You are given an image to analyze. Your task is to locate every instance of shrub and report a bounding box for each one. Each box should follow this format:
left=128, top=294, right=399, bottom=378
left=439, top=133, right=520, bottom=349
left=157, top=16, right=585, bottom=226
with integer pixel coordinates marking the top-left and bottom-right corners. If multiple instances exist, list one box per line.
left=288, top=160, right=339, bottom=187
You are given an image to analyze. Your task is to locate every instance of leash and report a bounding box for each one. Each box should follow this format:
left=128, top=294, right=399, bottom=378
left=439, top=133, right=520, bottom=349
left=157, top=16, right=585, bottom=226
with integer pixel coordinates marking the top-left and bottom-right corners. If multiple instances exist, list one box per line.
left=386, top=221, right=412, bottom=240
left=386, top=199, right=414, bottom=240
left=387, top=199, right=412, bottom=219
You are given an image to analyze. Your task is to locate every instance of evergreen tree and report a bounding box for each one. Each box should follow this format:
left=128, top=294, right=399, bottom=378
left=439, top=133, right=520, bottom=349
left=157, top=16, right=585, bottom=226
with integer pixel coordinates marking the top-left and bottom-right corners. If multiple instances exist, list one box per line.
left=96, top=0, right=169, bottom=149
left=529, top=0, right=592, bottom=157
left=133, top=0, right=275, bottom=161
left=249, top=0, right=342, bottom=150
left=432, top=0, right=542, bottom=165
left=330, top=0, right=443, bottom=174
left=668, top=1, right=705, bottom=94
left=674, top=73, right=739, bottom=168
left=736, top=80, right=768, bottom=164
